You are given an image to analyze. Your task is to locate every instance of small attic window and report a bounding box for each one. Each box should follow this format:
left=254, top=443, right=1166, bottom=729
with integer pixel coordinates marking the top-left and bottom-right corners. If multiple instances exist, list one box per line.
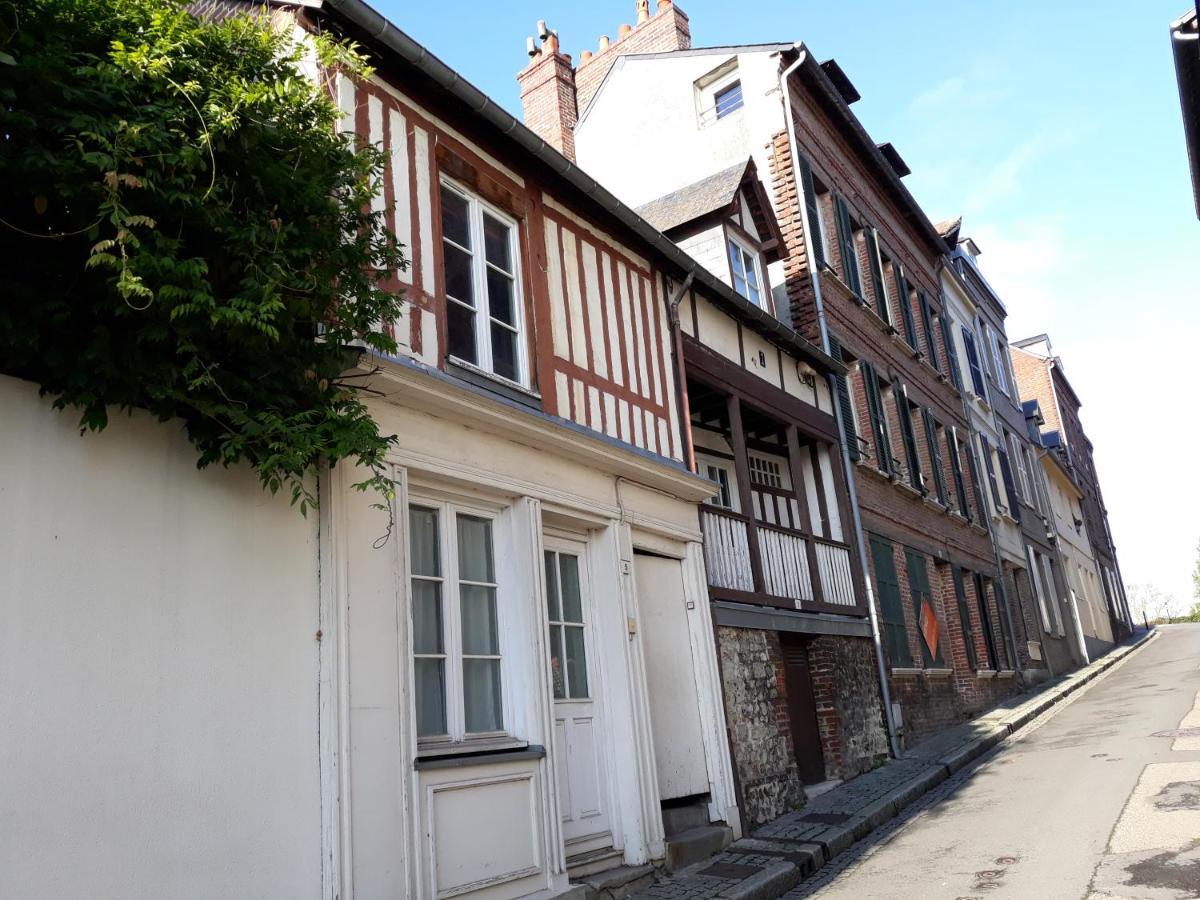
left=714, top=81, right=743, bottom=118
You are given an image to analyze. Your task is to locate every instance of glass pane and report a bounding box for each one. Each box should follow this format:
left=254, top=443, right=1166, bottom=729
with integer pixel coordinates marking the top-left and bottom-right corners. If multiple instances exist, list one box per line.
left=460, top=583, right=499, bottom=655
left=748, top=282, right=762, bottom=308
left=548, top=624, right=566, bottom=699
left=559, top=554, right=582, bottom=623
left=447, top=301, right=477, bottom=363
left=414, top=658, right=446, bottom=737
left=440, top=186, right=471, bottom=248
left=443, top=243, right=474, bottom=307
left=728, top=241, right=745, bottom=278
left=409, top=507, right=441, bottom=577
left=490, top=323, right=518, bottom=382
left=486, top=267, right=515, bottom=325
left=544, top=551, right=561, bottom=621
left=565, top=626, right=589, bottom=699
left=745, top=254, right=760, bottom=289
left=483, top=213, right=512, bottom=271
left=457, top=515, right=495, bottom=582
left=412, top=579, right=443, bottom=654
left=463, top=658, right=503, bottom=732
left=732, top=274, right=748, bottom=298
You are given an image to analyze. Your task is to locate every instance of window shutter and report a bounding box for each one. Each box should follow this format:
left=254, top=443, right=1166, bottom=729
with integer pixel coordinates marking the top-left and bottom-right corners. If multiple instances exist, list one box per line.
left=870, top=537, right=911, bottom=667
left=961, top=326, right=987, bottom=399
left=798, top=155, right=826, bottom=269
left=864, top=228, right=890, bottom=324
left=964, top=433, right=985, bottom=522
left=952, top=567, right=978, bottom=671
left=973, top=573, right=1001, bottom=670
left=833, top=195, right=862, bottom=296
left=896, top=267, right=919, bottom=350
left=997, top=446, right=1022, bottom=523
left=905, top=550, right=943, bottom=666
left=896, top=385, right=922, bottom=491
left=979, top=435, right=1003, bottom=511
left=863, top=362, right=893, bottom=474
left=918, top=291, right=940, bottom=371
left=828, top=336, right=861, bottom=461
left=924, top=410, right=948, bottom=505
left=948, top=430, right=970, bottom=520
left=940, top=314, right=963, bottom=391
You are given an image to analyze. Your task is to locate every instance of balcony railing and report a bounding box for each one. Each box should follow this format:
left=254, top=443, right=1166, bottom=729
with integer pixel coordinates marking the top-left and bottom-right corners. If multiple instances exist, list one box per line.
left=701, top=507, right=862, bottom=614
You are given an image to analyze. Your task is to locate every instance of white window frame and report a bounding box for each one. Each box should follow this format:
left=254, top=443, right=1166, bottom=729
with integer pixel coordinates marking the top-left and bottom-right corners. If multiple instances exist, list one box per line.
left=410, top=496, right=508, bottom=746
left=697, top=453, right=739, bottom=512
left=726, top=231, right=766, bottom=309
left=991, top=334, right=1012, bottom=397
left=439, top=178, right=529, bottom=387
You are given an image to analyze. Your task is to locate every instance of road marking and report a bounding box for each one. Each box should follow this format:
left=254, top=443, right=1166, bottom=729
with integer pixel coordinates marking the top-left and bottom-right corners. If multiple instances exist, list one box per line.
left=1109, top=762, right=1200, bottom=855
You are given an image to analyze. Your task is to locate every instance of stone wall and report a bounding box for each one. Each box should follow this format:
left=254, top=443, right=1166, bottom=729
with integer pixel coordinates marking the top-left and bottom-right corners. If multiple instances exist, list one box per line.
left=716, top=626, right=803, bottom=827
left=809, top=634, right=889, bottom=777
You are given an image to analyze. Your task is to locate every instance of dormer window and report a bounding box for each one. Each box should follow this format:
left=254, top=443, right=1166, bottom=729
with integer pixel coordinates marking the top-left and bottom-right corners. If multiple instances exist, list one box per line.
left=727, top=234, right=764, bottom=307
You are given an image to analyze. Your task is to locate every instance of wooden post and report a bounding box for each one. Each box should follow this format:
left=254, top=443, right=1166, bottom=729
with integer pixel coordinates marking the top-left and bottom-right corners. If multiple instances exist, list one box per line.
left=785, top=424, right=825, bottom=606
left=727, top=395, right=764, bottom=595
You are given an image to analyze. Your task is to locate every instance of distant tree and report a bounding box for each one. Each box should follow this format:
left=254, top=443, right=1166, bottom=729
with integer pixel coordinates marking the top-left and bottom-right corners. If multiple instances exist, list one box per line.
left=1193, top=538, right=1200, bottom=602
left=1127, top=583, right=1183, bottom=625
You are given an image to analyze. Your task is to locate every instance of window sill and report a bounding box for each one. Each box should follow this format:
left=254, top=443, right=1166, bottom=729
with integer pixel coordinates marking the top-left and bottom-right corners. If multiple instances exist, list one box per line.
left=414, top=739, right=545, bottom=770
left=891, top=667, right=922, bottom=677
left=924, top=668, right=953, bottom=678
left=446, top=358, right=541, bottom=408
left=895, top=480, right=924, bottom=500
left=976, top=669, right=997, bottom=679
left=996, top=670, right=1017, bottom=679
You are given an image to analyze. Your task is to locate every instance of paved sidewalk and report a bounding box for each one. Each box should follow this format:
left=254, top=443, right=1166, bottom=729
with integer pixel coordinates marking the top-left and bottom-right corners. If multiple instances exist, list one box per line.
left=628, top=629, right=1158, bottom=900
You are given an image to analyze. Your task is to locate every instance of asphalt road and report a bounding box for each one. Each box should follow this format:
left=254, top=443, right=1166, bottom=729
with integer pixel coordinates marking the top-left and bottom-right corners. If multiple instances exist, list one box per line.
left=789, top=624, right=1200, bottom=900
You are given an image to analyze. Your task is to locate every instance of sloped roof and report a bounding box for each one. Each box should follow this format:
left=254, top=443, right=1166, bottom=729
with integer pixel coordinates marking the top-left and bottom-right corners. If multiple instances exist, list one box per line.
left=636, top=162, right=748, bottom=233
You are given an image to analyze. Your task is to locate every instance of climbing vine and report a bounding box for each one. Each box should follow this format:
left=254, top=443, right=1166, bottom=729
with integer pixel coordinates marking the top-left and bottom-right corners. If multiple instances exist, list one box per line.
left=0, top=0, right=406, bottom=517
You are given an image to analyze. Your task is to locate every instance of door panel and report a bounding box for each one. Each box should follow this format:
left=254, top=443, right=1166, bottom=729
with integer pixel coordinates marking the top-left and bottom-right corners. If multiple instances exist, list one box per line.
left=780, top=633, right=826, bottom=785
left=545, top=543, right=612, bottom=855
left=634, top=551, right=709, bottom=802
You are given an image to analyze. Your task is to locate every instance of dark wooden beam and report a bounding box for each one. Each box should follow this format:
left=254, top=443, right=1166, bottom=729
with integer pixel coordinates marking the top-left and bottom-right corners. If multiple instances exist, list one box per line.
left=786, top=425, right=826, bottom=606
left=727, top=395, right=765, bottom=595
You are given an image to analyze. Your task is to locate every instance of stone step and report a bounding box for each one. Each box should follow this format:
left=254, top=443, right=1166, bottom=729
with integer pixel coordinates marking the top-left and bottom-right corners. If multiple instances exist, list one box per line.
left=574, top=862, right=656, bottom=900
left=663, top=823, right=734, bottom=873
left=660, top=800, right=709, bottom=836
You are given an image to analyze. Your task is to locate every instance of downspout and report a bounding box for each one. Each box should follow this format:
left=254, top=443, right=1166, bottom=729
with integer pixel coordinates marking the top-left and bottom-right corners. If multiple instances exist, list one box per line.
left=939, top=258, right=1024, bottom=684
left=781, top=50, right=901, bottom=759
left=665, top=270, right=697, bottom=472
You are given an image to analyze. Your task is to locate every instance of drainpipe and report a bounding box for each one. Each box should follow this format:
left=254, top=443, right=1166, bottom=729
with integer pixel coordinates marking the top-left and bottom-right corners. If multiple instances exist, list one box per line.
left=665, top=270, right=697, bottom=472
left=780, top=49, right=901, bottom=759
left=938, top=259, right=1024, bottom=684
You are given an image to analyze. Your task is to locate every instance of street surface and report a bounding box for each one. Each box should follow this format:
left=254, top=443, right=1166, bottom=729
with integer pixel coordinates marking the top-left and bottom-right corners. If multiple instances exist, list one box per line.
left=788, top=624, right=1200, bottom=900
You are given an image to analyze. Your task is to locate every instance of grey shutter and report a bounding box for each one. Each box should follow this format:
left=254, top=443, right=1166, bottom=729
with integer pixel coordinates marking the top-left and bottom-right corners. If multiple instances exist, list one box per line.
left=833, top=195, right=862, bottom=296
left=896, top=385, right=922, bottom=492
left=828, top=336, right=861, bottom=461
left=964, top=436, right=985, bottom=522
left=948, top=430, right=971, bottom=521
left=896, top=267, right=919, bottom=349
left=962, top=326, right=987, bottom=398
left=924, top=410, right=948, bottom=505
left=979, top=435, right=1003, bottom=509
left=997, top=446, right=1022, bottom=523
left=864, top=228, right=890, bottom=324
left=940, top=314, right=962, bottom=391
left=952, top=567, right=978, bottom=671
left=798, top=155, right=826, bottom=269
left=918, top=291, right=940, bottom=371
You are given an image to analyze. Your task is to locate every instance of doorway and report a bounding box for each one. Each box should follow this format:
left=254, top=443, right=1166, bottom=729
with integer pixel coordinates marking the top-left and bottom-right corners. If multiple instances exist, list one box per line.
left=779, top=633, right=826, bottom=785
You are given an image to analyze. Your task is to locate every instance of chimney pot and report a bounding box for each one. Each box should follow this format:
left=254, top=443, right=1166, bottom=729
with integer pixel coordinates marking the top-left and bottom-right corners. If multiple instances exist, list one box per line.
left=545, top=32, right=559, bottom=54
left=636, top=0, right=650, bottom=23
left=598, top=35, right=611, bottom=52
left=657, top=0, right=672, bottom=10
left=580, top=50, right=593, bottom=63
left=537, top=19, right=549, bottom=40
left=526, top=36, right=538, bottom=57
left=618, top=23, right=632, bottom=38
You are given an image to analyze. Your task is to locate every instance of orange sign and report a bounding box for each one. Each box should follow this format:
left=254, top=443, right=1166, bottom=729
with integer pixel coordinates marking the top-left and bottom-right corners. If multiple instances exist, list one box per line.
left=919, top=600, right=940, bottom=660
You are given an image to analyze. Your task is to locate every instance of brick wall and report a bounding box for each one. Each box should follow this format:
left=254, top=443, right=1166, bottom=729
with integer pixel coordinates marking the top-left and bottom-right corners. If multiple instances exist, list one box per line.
left=807, top=634, right=890, bottom=777
left=517, top=37, right=579, bottom=160
left=716, top=626, right=803, bottom=827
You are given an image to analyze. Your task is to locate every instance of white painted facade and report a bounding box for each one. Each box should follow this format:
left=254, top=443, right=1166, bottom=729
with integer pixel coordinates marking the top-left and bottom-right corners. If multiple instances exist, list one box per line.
left=0, top=374, right=323, bottom=900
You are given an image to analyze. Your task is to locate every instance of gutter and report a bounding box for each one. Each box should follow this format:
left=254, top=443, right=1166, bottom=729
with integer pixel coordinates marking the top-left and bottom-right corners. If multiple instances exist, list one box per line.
left=1171, top=7, right=1200, bottom=217
left=319, top=0, right=843, bottom=376
left=781, top=48, right=901, bottom=760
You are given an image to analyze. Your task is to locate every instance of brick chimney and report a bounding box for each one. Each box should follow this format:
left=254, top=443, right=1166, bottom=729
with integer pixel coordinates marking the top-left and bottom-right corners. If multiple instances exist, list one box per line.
left=519, top=2, right=692, bottom=161
left=518, top=29, right=579, bottom=160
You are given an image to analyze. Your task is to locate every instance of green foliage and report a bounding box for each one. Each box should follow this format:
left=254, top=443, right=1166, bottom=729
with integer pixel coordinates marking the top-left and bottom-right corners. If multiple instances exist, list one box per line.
left=0, top=0, right=405, bottom=517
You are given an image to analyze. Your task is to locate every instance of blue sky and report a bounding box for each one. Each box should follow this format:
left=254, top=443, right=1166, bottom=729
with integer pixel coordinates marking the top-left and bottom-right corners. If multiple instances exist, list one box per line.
left=388, top=0, right=1200, bottom=610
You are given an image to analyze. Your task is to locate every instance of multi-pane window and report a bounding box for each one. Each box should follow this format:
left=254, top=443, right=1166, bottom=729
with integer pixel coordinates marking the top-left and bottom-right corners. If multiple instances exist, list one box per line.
left=544, top=551, right=589, bottom=701
left=727, top=236, right=764, bottom=307
left=714, top=80, right=744, bottom=118
left=703, top=461, right=735, bottom=510
left=991, top=334, right=1012, bottom=397
left=748, top=454, right=783, bottom=488
left=410, top=503, right=503, bottom=741
left=439, top=181, right=525, bottom=384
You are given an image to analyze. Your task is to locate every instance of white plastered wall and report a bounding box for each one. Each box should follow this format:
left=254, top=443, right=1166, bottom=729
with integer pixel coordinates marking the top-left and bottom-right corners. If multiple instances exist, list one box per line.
left=0, top=374, right=322, bottom=900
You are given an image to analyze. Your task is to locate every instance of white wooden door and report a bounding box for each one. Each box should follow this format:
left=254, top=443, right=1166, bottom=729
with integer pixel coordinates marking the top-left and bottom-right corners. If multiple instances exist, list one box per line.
left=634, top=551, right=710, bottom=801
left=544, top=542, right=612, bottom=855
